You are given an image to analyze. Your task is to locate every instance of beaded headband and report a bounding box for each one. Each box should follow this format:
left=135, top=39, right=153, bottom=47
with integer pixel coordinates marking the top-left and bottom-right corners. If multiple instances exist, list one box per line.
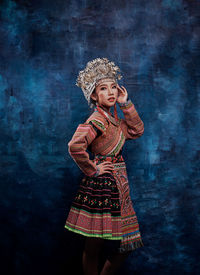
left=76, top=58, right=122, bottom=108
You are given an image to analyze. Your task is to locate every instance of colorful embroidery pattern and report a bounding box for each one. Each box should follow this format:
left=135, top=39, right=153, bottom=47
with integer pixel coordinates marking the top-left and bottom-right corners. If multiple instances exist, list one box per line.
left=65, top=173, right=122, bottom=239
left=90, top=119, right=106, bottom=133
left=65, top=155, right=144, bottom=252
left=112, top=162, right=144, bottom=252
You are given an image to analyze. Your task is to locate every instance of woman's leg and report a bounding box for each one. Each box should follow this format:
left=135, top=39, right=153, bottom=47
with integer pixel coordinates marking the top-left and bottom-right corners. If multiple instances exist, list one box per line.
left=82, top=237, right=104, bottom=275
left=100, top=251, right=131, bottom=275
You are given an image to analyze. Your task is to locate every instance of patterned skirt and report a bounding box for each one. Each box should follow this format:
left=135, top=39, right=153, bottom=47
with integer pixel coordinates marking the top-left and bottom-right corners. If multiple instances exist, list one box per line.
left=64, top=154, right=144, bottom=253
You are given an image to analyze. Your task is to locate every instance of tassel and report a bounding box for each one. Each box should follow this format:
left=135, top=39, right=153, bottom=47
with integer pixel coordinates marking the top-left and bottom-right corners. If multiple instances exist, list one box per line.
left=114, top=103, right=119, bottom=122
left=119, top=232, right=144, bottom=253
left=119, top=238, right=144, bottom=253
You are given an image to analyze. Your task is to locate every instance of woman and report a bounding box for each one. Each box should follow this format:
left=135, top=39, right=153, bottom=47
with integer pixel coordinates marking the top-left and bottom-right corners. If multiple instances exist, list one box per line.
left=64, top=58, right=144, bottom=275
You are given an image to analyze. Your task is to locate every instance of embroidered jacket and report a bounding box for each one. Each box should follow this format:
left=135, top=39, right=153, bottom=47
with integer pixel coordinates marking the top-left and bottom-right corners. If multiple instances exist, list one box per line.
left=68, top=99, right=144, bottom=177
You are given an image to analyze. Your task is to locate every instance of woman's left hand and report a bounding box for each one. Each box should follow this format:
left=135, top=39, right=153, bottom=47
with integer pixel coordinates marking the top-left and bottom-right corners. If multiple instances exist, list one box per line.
left=117, top=85, right=128, bottom=104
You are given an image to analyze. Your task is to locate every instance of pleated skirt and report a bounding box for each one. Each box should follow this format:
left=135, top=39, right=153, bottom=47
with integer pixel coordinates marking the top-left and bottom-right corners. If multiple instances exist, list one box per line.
left=65, top=159, right=144, bottom=253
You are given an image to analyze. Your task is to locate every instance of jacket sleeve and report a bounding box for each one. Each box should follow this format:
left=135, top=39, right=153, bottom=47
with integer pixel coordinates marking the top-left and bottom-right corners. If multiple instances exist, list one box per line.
left=119, top=99, right=144, bottom=140
left=68, top=123, right=98, bottom=177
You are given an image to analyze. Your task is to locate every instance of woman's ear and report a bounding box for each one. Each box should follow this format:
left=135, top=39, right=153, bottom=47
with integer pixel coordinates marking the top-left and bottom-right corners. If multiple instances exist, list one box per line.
left=90, top=91, right=97, bottom=101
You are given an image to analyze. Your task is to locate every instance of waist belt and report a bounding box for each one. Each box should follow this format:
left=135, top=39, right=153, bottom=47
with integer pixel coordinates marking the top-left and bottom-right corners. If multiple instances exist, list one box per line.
left=94, top=153, right=124, bottom=164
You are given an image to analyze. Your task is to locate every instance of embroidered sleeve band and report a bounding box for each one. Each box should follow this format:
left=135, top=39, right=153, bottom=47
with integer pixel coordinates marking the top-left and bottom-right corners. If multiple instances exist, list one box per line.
left=118, top=99, right=131, bottom=108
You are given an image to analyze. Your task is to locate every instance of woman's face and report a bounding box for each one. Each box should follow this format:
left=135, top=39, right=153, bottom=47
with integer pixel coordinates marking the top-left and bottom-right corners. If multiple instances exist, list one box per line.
left=91, top=78, right=118, bottom=110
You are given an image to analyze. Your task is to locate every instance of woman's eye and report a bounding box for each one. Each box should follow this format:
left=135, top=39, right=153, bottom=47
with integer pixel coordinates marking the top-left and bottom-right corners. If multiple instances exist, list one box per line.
left=100, top=87, right=106, bottom=90
left=112, top=85, right=117, bottom=89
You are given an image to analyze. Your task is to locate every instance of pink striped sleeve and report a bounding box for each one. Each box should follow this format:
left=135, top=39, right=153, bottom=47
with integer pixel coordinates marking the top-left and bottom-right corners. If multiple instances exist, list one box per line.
left=68, top=123, right=98, bottom=176
left=119, top=100, right=144, bottom=140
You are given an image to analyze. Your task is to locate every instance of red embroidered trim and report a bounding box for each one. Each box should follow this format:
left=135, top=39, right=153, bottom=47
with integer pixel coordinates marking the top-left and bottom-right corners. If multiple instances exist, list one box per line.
left=97, top=104, right=119, bottom=123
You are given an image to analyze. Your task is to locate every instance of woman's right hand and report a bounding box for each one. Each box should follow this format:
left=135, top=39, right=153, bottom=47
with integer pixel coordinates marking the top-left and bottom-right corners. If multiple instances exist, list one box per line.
left=96, top=161, right=114, bottom=175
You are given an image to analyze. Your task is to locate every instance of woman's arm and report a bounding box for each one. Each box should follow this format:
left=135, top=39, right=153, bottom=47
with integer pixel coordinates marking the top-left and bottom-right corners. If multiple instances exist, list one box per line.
left=119, top=99, right=144, bottom=140
left=117, top=85, right=144, bottom=140
left=68, top=123, right=98, bottom=177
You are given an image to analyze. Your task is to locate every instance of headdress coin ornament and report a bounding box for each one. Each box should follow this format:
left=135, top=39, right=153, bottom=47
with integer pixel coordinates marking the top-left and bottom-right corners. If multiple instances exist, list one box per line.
left=76, top=58, right=122, bottom=108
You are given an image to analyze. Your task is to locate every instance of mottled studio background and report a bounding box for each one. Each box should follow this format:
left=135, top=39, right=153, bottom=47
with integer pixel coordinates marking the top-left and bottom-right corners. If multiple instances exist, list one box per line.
left=0, top=0, right=199, bottom=274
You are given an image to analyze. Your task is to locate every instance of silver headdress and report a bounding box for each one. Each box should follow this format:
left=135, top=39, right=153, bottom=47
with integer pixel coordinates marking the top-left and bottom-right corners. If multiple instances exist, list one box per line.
left=76, top=57, right=122, bottom=108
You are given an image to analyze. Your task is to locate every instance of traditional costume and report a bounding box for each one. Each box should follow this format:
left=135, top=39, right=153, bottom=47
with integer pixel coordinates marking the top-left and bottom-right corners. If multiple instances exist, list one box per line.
left=64, top=58, right=144, bottom=253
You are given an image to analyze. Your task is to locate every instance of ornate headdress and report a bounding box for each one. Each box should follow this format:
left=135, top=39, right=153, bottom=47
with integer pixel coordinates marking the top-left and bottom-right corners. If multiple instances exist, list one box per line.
left=76, top=57, right=122, bottom=108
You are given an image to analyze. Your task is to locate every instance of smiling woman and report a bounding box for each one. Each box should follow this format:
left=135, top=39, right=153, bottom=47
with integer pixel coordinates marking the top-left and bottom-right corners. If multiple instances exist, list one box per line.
left=64, top=58, right=144, bottom=275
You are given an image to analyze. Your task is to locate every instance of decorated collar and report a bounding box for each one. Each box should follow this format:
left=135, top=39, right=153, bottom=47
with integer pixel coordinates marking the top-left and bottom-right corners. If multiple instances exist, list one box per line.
left=96, top=105, right=120, bottom=126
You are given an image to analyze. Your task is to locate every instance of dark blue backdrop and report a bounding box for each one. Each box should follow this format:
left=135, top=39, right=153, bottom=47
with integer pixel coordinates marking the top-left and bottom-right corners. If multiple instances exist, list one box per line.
left=0, top=0, right=199, bottom=274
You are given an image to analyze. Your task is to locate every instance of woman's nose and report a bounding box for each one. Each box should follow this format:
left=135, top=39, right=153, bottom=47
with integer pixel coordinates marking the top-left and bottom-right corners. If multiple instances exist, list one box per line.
left=108, top=87, right=114, bottom=94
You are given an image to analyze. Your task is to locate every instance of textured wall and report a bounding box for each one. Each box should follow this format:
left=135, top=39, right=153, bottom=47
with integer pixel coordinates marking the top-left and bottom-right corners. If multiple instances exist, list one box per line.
left=0, top=0, right=199, bottom=274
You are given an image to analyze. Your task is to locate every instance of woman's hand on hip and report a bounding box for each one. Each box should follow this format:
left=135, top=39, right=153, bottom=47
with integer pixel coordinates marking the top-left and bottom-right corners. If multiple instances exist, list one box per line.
left=96, top=161, right=114, bottom=175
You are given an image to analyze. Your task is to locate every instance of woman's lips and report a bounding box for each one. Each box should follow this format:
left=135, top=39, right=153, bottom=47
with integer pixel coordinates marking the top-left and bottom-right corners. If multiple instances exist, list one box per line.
left=108, top=97, right=115, bottom=102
